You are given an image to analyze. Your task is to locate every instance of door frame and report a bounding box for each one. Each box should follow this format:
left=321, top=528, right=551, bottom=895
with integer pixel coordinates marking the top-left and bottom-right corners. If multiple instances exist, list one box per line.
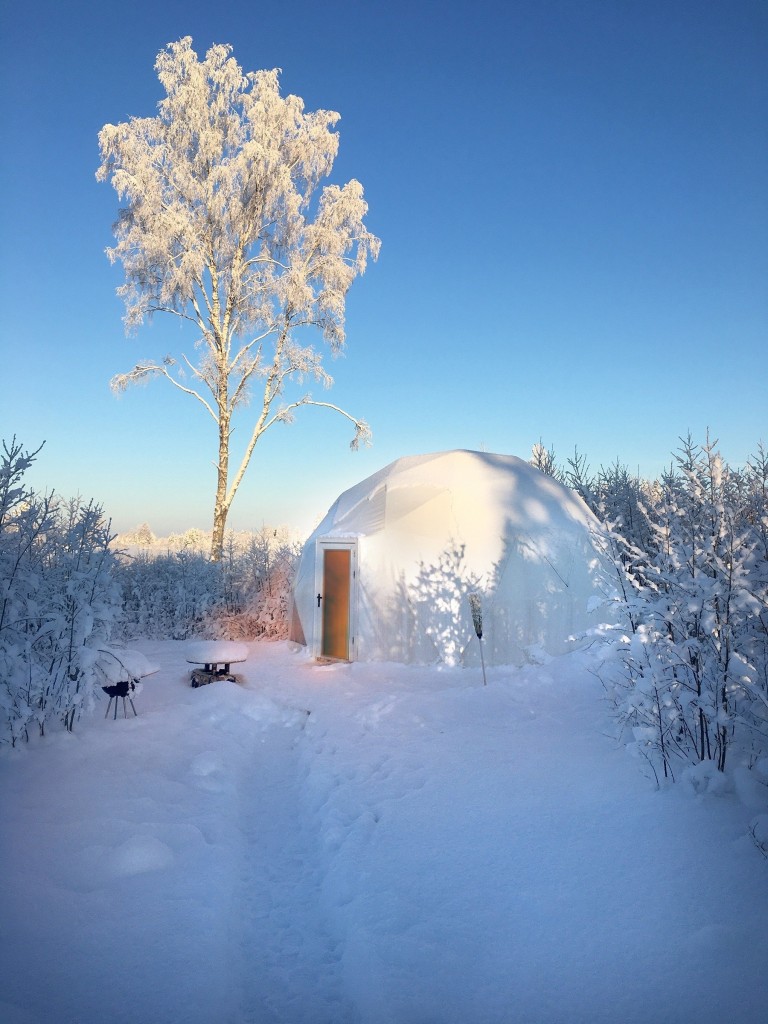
left=313, top=538, right=358, bottom=661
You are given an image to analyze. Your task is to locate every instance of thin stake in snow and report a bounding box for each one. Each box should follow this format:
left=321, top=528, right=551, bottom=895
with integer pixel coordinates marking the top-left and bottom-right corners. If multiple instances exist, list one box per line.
left=468, top=592, right=487, bottom=686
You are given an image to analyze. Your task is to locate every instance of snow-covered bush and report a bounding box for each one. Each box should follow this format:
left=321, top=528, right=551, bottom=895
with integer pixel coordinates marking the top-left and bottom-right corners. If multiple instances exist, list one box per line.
left=595, top=436, right=768, bottom=786
left=113, top=549, right=223, bottom=640
left=0, top=439, right=122, bottom=744
left=213, top=532, right=299, bottom=641
left=113, top=527, right=300, bottom=642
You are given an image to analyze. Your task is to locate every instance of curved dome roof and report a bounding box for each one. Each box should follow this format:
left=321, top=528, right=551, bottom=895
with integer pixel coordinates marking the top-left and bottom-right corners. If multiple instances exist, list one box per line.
left=292, top=450, right=605, bottom=666
left=314, top=449, right=596, bottom=559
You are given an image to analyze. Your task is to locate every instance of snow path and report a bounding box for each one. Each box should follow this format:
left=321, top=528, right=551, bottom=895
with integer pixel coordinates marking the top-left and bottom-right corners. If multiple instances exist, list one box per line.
left=0, top=641, right=766, bottom=1024
left=230, top=721, right=355, bottom=1024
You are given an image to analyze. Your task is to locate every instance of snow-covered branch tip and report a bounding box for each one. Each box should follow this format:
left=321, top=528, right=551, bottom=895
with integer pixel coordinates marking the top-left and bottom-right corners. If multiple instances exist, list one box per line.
left=110, top=364, right=164, bottom=394
left=349, top=417, right=372, bottom=451
left=273, top=398, right=371, bottom=449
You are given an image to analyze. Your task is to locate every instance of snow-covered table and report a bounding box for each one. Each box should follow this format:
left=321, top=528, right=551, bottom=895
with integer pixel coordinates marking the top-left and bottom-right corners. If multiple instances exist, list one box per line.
left=186, top=641, right=249, bottom=687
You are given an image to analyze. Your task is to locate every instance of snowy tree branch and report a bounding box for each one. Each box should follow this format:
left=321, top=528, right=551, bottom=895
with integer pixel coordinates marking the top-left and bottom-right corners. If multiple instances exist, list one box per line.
left=110, top=363, right=217, bottom=422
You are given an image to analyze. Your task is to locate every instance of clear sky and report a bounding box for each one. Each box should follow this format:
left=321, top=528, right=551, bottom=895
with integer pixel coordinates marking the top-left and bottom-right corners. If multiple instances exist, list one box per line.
left=1, top=0, right=766, bottom=538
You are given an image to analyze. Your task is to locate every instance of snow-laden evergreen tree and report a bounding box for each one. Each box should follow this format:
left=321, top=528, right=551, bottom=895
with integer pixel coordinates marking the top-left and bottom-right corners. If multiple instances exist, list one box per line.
left=596, top=436, right=768, bottom=786
left=563, top=447, right=597, bottom=512
left=529, top=441, right=561, bottom=479
left=97, top=38, right=380, bottom=561
left=528, top=441, right=656, bottom=566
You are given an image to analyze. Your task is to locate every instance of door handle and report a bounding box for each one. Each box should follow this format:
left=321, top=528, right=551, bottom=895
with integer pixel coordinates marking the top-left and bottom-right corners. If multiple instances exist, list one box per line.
left=317, top=593, right=322, bottom=608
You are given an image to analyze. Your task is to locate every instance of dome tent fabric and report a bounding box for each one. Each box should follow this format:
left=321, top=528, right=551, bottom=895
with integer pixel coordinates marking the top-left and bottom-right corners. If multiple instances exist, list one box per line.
left=290, top=450, right=605, bottom=667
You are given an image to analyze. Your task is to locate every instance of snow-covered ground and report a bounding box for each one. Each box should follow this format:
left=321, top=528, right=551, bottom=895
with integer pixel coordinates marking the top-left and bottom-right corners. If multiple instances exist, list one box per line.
left=0, top=641, right=765, bottom=1024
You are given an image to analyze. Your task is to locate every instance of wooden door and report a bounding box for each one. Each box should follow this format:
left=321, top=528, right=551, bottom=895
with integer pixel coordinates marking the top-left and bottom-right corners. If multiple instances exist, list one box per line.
left=321, top=548, right=351, bottom=660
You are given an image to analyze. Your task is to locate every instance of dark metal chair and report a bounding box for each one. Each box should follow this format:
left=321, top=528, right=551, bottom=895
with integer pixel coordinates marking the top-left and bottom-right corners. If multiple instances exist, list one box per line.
left=102, top=679, right=138, bottom=719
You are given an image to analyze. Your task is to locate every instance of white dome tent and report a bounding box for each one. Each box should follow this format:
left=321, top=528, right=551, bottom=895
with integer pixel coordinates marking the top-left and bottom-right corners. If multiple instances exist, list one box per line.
left=290, top=450, right=606, bottom=667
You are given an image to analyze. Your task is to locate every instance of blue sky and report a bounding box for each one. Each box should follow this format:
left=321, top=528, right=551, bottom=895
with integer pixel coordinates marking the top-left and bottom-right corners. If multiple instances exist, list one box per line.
left=1, top=0, right=766, bottom=537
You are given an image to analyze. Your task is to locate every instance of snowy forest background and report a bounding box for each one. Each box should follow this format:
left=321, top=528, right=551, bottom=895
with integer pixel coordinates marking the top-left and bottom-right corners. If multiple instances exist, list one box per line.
left=2, top=432, right=767, bottom=853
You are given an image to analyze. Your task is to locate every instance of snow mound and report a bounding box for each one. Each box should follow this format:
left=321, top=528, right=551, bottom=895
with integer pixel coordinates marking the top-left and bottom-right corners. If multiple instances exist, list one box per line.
left=190, top=750, right=225, bottom=777
left=106, top=835, right=175, bottom=877
left=95, top=646, right=159, bottom=683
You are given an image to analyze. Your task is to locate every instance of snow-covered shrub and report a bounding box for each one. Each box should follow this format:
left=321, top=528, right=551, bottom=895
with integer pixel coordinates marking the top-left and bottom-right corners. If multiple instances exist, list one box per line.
left=212, top=551, right=297, bottom=640
left=205, top=529, right=300, bottom=641
left=114, top=527, right=300, bottom=642
left=0, top=439, right=121, bottom=744
left=113, top=549, right=225, bottom=640
left=596, top=436, right=768, bottom=786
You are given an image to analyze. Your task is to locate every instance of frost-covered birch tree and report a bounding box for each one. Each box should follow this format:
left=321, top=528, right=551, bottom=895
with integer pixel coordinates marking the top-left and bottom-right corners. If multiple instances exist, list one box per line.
left=97, top=37, right=380, bottom=560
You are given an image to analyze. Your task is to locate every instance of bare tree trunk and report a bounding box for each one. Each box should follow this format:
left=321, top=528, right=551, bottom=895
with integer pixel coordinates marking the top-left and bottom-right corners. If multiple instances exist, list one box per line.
left=211, top=499, right=228, bottom=562
left=211, top=412, right=230, bottom=562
